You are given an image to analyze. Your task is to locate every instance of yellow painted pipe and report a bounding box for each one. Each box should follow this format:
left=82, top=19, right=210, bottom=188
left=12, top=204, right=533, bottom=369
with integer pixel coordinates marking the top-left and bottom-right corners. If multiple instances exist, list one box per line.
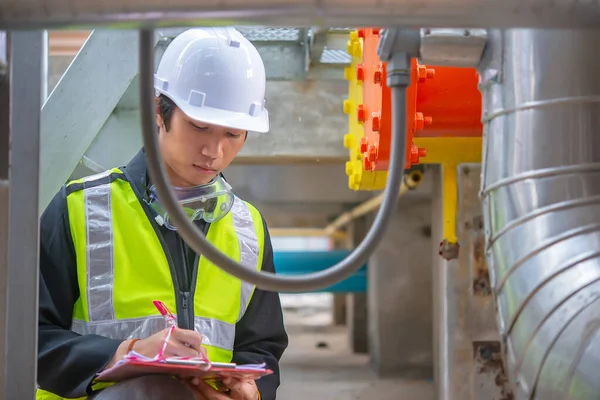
left=413, top=137, right=482, bottom=165
left=413, top=136, right=482, bottom=254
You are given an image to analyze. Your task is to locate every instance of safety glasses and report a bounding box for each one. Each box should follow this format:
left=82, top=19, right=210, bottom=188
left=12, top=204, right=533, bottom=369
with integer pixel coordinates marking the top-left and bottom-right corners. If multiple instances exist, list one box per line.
left=147, top=174, right=234, bottom=229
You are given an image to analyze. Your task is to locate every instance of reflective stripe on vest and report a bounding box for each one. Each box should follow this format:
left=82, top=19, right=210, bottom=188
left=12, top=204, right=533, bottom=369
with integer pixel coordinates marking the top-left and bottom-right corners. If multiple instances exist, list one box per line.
left=71, top=314, right=236, bottom=351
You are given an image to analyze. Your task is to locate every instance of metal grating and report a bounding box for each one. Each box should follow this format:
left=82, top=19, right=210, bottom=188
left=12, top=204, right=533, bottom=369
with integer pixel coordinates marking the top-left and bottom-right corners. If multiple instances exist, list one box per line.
left=320, top=48, right=351, bottom=64
left=237, top=28, right=301, bottom=42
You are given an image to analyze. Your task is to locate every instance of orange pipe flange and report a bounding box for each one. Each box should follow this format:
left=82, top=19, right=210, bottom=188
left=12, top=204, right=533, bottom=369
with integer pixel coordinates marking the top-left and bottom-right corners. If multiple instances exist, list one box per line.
left=414, top=66, right=482, bottom=138
left=359, top=28, right=483, bottom=170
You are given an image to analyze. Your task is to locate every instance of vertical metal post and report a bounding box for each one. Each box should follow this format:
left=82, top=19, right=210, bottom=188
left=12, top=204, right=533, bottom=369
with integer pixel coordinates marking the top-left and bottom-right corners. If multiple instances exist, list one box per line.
left=431, top=164, right=452, bottom=400
left=0, top=29, right=10, bottom=400
left=2, top=30, right=43, bottom=400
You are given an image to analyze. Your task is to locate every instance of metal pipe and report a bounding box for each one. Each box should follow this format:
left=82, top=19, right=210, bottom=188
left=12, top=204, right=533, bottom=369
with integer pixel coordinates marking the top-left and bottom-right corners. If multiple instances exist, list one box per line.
left=0, top=1, right=599, bottom=30
left=0, top=29, right=9, bottom=400
left=0, top=32, right=6, bottom=72
left=479, top=29, right=600, bottom=399
left=139, top=28, right=413, bottom=292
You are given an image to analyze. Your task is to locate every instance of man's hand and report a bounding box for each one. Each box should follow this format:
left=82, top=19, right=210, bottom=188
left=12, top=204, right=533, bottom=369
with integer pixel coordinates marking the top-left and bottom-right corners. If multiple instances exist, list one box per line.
left=105, top=327, right=206, bottom=369
left=185, top=377, right=259, bottom=400
left=134, top=327, right=206, bottom=358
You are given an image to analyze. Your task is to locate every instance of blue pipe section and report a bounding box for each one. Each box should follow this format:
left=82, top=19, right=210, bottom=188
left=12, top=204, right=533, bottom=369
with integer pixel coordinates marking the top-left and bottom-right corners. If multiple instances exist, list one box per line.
left=273, top=250, right=367, bottom=293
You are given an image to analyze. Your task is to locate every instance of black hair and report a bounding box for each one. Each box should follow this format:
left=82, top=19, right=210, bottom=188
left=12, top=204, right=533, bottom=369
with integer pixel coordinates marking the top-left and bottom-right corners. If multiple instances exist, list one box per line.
left=157, top=94, right=248, bottom=141
left=158, top=94, right=176, bottom=131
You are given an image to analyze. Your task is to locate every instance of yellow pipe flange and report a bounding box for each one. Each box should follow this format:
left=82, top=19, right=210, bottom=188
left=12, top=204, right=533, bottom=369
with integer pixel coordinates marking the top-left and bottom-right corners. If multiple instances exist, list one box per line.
left=413, top=136, right=483, bottom=259
left=343, top=30, right=387, bottom=191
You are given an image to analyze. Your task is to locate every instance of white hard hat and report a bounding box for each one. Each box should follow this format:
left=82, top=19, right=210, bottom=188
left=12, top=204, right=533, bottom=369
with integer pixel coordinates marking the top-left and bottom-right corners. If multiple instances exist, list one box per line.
left=154, top=27, right=269, bottom=133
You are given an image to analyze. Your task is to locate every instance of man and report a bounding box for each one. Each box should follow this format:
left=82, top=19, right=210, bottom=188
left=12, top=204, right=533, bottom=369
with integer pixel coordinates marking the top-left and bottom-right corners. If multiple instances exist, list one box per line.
left=37, top=27, right=288, bottom=400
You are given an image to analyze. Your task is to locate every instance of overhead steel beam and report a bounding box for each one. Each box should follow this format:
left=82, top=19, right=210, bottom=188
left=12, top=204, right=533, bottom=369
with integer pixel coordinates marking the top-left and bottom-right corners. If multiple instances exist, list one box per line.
left=0, top=0, right=597, bottom=29
left=2, top=30, right=44, bottom=400
left=39, top=29, right=139, bottom=214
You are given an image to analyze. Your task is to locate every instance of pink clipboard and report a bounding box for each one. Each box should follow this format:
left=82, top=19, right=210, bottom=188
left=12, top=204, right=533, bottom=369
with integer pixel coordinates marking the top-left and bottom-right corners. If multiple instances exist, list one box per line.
left=95, top=354, right=272, bottom=383
left=96, top=301, right=273, bottom=383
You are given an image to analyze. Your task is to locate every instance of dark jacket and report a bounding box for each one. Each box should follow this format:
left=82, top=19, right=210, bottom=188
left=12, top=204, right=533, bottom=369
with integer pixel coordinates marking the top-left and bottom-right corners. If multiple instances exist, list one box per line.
left=37, top=150, right=288, bottom=399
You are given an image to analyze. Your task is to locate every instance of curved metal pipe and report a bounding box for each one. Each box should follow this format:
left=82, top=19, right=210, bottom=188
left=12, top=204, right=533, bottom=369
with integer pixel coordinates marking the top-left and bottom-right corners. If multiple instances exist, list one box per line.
left=139, top=28, right=410, bottom=292
left=479, top=29, right=600, bottom=399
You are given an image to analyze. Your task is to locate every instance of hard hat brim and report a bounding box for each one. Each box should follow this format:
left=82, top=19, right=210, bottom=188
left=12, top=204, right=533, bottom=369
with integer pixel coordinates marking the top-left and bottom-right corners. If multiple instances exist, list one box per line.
left=158, top=90, right=270, bottom=134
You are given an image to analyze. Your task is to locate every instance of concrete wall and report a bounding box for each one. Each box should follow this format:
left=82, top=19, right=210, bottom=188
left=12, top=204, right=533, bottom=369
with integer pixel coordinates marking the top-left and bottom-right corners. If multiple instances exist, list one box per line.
left=367, top=197, right=433, bottom=378
left=345, top=216, right=369, bottom=354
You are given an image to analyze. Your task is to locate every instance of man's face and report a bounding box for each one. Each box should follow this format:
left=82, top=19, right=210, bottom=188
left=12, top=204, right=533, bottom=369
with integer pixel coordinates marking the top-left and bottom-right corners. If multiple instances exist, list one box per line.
left=157, top=106, right=247, bottom=187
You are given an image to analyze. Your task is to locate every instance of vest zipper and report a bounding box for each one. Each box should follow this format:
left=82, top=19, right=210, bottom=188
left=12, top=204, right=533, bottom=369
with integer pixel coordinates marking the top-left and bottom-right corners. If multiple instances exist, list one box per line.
left=181, top=291, right=191, bottom=330
left=121, top=168, right=188, bottom=331
left=140, top=221, right=187, bottom=330
left=135, top=200, right=186, bottom=328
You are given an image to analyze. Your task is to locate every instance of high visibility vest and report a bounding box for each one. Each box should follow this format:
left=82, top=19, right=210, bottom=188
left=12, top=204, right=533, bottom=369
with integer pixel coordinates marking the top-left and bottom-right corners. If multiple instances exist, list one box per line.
left=37, top=168, right=265, bottom=400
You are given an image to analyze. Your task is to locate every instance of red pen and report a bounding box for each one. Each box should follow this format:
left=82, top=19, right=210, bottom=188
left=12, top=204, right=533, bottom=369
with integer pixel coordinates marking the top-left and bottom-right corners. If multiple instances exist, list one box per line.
left=153, top=300, right=177, bottom=327
left=152, top=300, right=178, bottom=359
left=153, top=299, right=199, bottom=356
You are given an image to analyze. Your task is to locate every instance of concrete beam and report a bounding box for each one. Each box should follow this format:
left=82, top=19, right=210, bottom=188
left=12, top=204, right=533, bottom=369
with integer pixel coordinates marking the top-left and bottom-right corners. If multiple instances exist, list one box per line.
left=368, top=196, right=433, bottom=378
left=224, top=164, right=370, bottom=203
left=240, top=80, right=349, bottom=162
left=346, top=216, right=369, bottom=354
left=71, top=158, right=371, bottom=206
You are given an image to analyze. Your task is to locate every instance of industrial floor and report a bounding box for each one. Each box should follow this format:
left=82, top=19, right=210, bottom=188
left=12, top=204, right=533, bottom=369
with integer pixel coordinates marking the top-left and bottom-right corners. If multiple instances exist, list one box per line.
left=277, top=294, right=434, bottom=400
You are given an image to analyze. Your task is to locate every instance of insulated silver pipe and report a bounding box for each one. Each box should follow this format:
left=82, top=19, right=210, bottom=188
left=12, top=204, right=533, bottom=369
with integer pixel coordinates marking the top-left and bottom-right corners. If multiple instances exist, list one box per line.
left=139, top=28, right=411, bottom=292
left=479, top=29, right=600, bottom=399
left=0, top=0, right=599, bottom=30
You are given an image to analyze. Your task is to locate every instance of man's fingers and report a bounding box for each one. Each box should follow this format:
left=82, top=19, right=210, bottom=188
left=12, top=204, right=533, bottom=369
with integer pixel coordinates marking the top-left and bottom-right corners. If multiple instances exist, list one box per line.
left=188, top=378, right=226, bottom=392
left=166, top=340, right=200, bottom=358
left=172, top=328, right=204, bottom=352
left=221, top=377, right=233, bottom=386
left=192, top=380, right=231, bottom=400
left=182, top=380, right=210, bottom=400
left=191, top=377, right=202, bottom=386
left=198, top=345, right=208, bottom=358
left=227, top=378, right=258, bottom=399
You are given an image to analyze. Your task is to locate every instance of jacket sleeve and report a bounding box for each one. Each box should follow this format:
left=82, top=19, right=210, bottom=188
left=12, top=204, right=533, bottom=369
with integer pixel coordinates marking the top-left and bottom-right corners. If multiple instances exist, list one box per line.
left=232, top=216, right=289, bottom=400
left=37, top=187, right=123, bottom=397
